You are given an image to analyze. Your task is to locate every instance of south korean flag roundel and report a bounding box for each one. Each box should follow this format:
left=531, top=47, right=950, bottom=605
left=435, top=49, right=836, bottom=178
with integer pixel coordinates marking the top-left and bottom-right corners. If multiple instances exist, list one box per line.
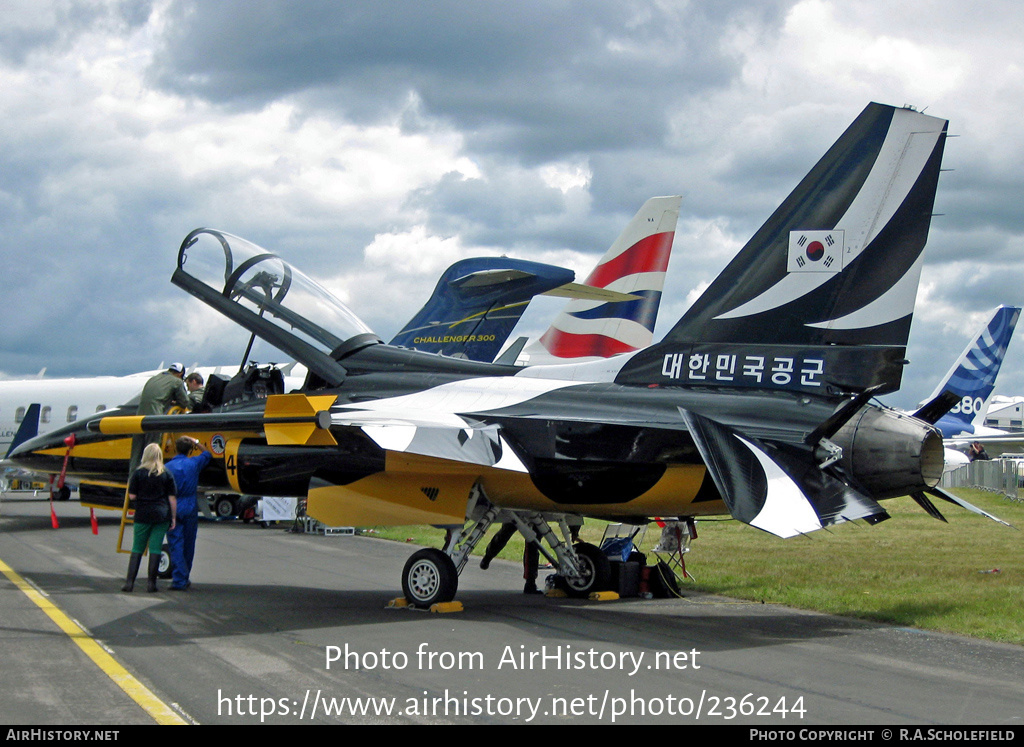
left=787, top=230, right=844, bottom=274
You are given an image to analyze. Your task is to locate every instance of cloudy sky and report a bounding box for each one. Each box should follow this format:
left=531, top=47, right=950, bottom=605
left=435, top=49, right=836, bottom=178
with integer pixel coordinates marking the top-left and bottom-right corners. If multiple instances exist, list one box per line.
left=2, top=0, right=1023, bottom=408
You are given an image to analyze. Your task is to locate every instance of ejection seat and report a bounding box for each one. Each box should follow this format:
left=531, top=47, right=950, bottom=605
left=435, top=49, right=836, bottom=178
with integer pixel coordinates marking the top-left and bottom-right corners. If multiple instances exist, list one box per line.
left=220, top=364, right=286, bottom=407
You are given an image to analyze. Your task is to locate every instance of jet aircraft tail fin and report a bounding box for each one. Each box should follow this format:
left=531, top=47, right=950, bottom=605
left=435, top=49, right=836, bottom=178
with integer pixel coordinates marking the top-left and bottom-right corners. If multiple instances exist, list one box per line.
left=919, top=305, right=1021, bottom=437
left=618, top=104, right=949, bottom=397
left=516, top=195, right=680, bottom=365
left=5, top=403, right=40, bottom=459
left=389, top=257, right=577, bottom=362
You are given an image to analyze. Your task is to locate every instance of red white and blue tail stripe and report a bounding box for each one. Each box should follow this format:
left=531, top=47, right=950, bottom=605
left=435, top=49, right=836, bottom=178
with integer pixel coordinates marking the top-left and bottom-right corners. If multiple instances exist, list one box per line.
left=519, top=195, right=679, bottom=363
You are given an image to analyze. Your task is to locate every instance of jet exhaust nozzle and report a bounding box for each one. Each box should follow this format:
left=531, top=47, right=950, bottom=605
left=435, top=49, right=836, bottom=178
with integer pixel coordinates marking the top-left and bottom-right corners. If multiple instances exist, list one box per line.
left=831, top=407, right=944, bottom=498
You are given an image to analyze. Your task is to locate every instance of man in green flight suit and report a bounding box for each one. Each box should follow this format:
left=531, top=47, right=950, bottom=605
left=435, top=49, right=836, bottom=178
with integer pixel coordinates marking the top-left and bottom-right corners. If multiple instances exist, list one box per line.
left=129, top=363, right=190, bottom=474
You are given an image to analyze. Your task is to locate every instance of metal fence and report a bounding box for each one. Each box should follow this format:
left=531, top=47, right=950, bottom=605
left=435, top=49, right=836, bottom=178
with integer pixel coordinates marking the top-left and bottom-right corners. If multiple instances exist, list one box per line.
left=941, top=459, right=1024, bottom=500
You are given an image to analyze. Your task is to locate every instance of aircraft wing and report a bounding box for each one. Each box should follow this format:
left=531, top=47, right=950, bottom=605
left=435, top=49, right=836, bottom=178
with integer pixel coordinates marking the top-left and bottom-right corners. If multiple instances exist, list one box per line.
left=328, top=376, right=890, bottom=538
left=336, top=387, right=1009, bottom=534
left=925, top=486, right=1014, bottom=528
left=330, top=409, right=528, bottom=473
left=947, top=434, right=1024, bottom=450
left=325, top=375, right=602, bottom=472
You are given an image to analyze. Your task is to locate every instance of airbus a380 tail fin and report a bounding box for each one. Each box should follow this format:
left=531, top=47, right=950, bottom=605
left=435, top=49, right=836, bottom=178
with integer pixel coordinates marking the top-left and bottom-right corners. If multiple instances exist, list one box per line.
left=516, top=195, right=681, bottom=365
left=618, top=104, right=949, bottom=396
left=917, top=305, right=1021, bottom=437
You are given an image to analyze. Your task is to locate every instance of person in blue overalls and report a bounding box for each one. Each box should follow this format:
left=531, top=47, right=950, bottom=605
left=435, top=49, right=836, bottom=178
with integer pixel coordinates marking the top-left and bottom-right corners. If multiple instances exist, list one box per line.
left=164, top=436, right=213, bottom=591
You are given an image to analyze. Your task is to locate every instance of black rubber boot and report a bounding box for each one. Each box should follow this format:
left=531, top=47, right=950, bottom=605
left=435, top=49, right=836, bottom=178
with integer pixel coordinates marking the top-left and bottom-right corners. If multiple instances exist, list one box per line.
left=147, top=553, right=161, bottom=593
left=122, top=553, right=142, bottom=592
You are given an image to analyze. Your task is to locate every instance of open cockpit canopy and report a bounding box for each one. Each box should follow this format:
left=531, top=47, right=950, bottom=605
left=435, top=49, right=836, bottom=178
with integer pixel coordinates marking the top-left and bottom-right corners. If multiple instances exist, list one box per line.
left=172, top=229, right=379, bottom=386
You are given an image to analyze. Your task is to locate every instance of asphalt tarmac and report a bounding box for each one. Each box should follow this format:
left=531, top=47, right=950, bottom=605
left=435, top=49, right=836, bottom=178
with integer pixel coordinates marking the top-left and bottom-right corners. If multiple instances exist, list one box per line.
left=1, top=492, right=1022, bottom=726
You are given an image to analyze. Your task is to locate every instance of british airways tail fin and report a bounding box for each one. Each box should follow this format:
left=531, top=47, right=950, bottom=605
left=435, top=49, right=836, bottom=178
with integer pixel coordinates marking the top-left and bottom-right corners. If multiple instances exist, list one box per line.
left=515, top=195, right=681, bottom=365
left=618, top=104, right=948, bottom=397
left=390, top=257, right=580, bottom=362
left=920, top=305, right=1021, bottom=437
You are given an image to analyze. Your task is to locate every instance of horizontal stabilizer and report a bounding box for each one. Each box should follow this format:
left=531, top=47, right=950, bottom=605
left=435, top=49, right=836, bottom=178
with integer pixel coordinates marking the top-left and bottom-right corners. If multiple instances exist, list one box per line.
left=682, top=410, right=886, bottom=537
left=910, top=491, right=947, bottom=522
left=927, top=486, right=1015, bottom=528
left=766, top=441, right=888, bottom=526
left=680, top=410, right=822, bottom=538
left=805, top=385, right=884, bottom=446
left=912, top=390, right=963, bottom=425
left=450, top=269, right=639, bottom=302
left=541, top=282, right=640, bottom=303
left=450, top=267, right=548, bottom=292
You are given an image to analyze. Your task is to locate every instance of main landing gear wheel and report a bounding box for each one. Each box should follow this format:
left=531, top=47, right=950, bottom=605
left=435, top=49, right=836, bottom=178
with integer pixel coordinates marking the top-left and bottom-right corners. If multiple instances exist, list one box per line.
left=556, top=542, right=611, bottom=598
left=56, top=485, right=71, bottom=501
left=215, top=496, right=235, bottom=518
left=402, top=548, right=458, bottom=608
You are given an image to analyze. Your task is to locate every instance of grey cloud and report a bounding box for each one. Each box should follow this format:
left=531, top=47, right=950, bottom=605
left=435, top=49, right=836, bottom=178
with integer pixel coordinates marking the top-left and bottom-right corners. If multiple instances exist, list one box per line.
left=0, top=0, right=153, bottom=65
left=5, top=0, right=1022, bottom=405
left=149, top=1, right=788, bottom=162
left=934, top=181, right=1024, bottom=238
left=408, top=169, right=583, bottom=245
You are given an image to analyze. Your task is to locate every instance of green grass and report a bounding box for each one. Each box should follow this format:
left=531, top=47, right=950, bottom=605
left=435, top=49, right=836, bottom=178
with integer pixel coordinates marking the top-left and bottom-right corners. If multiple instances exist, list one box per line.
left=361, top=489, right=1024, bottom=645
left=681, top=490, right=1024, bottom=644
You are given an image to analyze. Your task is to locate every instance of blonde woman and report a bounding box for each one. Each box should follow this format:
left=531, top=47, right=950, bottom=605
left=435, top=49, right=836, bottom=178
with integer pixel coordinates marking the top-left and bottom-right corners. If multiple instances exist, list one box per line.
left=122, top=442, right=177, bottom=592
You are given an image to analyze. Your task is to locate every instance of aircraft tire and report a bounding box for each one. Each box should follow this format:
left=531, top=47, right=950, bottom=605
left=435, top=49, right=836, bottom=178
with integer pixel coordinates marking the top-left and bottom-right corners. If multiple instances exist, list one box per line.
left=56, top=485, right=71, bottom=501
left=158, top=544, right=174, bottom=579
left=557, top=542, right=611, bottom=598
left=214, top=496, right=236, bottom=519
left=402, top=548, right=458, bottom=607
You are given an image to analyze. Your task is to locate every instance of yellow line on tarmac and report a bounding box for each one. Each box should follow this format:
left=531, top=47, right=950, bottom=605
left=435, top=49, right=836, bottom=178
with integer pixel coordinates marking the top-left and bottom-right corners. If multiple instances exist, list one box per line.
left=0, top=557, right=188, bottom=725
